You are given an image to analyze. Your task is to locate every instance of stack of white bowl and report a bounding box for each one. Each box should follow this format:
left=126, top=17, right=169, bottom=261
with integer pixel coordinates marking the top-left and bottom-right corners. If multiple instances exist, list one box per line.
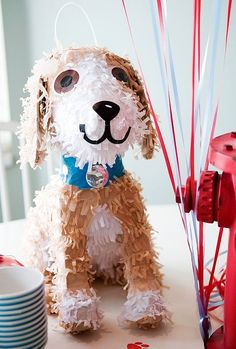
left=0, top=266, right=47, bottom=349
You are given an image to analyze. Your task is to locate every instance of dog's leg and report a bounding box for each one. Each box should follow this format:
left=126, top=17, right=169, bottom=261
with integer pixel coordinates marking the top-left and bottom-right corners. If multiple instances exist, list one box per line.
left=44, top=270, right=55, bottom=314
left=55, top=186, right=103, bottom=334
left=105, top=173, right=169, bottom=329
left=23, top=220, right=54, bottom=315
left=22, top=178, right=64, bottom=314
left=118, top=230, right=168, bottom=329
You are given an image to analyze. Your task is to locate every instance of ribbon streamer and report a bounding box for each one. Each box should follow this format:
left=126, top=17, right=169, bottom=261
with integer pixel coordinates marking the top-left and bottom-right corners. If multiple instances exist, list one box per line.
left=122, top=0, right=233, bottom=342
left=54, top=2, right=98, bottom=48
left=122, top=0, right=176, bottom=194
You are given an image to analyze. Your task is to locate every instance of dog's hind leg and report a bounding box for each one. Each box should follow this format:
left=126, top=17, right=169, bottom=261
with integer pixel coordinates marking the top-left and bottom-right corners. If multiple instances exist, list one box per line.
left=106, top=173, right=170, bottom=329
left=54, top=185, right=103, bottom=334
left=23, top=220, right=55, bottom=315
left=22, top=178, right=64, bottom=314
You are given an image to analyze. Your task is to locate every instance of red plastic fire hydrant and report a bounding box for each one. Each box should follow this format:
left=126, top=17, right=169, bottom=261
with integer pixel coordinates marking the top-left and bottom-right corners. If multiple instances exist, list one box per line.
left=176, top=132, right=236, bottom=349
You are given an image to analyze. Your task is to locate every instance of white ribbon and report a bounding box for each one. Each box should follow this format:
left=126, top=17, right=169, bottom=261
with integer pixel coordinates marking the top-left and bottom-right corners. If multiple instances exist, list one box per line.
left=54, top=2, right=98, bottom=49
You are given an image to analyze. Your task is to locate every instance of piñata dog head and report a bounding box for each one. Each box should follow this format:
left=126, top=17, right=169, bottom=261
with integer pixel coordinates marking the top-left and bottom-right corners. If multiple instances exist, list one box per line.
left=19, top=47, right=158, bottom=170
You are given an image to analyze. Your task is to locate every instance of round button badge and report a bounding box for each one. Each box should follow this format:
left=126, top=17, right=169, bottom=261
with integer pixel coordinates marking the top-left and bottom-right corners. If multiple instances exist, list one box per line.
left=86, top=164, right=109, bottom=188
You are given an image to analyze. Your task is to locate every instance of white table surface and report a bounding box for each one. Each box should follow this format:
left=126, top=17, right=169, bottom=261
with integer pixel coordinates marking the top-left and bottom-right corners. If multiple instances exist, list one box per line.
left=0, top=205, right=206, bottom=349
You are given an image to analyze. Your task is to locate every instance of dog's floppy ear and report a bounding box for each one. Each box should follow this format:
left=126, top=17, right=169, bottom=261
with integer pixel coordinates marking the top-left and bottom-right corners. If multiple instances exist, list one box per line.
left=19, top=71, right=52, bottom=169
left=35, top=77, right=52, bottom=166
left=139, top=98, right=159, bottom=159
left=105, top=52, right=159, bottom=159
left=132, top=72, right=159, bottom=159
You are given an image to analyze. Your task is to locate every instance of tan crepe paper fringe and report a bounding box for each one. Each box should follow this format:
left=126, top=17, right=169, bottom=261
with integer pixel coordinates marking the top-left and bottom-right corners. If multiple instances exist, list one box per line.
left=59, top=171, right=163, bottom=290
left=105, top=51, right=159, bottom=159
left=25, top=172, right=164, bottom=329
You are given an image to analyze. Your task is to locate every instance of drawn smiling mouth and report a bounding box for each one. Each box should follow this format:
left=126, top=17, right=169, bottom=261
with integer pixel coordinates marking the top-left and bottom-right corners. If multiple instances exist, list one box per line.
left=79, top=122, right=131, bottom=145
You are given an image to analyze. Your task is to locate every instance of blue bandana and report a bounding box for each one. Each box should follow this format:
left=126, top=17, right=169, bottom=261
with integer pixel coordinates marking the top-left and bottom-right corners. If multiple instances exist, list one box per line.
left=61, top=155, right=125, bottom=189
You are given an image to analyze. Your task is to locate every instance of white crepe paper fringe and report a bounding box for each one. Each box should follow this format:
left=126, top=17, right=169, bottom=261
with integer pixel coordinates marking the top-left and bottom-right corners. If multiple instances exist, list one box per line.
left=118, top=290, right=169, bottom=326
left=22, top=176, right=71, bottom=308
left=18, top=54, right=61, bottom=168
left=59, top=289, right=103, bottom=330
left=22, top=176, right=63, bottom=271
left=18, top=47, right=149, bottom=169
left=51, top=51, right=147, bottom=168
left=86, top=205, right=122, bottom=280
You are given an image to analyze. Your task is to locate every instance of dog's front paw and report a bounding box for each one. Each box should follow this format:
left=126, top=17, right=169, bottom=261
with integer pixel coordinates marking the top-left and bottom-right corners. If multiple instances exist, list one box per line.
left=59, top=289, right=103, bottom=334
left=118, top=290, right=170, bottom=329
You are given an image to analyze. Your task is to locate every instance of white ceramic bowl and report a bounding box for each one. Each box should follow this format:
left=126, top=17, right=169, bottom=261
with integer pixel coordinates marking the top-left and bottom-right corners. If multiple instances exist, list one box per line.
left=0, top=332, right=47, bottom=348
left=0, top=305, right=46, bottom=327
left=0, top=300, right=46, bottom=321
left=0, top=322, right=47, bottom=341
left=0, top=267, right=44, bottom=300
left=0, top=289, right=45, bottom=312
left=0, top=310, right=47, bottom=332
left=0, top=315, right=47, bottom=337
left=0, top=294, right=46, bottom=316
left=0, top=283, right=44, bottom=305
left=0, top=267, right=47, bottom=348
left=0, top=320, right=47, bottom=341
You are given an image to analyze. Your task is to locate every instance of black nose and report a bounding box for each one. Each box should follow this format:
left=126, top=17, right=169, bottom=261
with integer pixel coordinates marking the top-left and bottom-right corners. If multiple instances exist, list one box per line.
left=93, top=101, right=120, bottom=121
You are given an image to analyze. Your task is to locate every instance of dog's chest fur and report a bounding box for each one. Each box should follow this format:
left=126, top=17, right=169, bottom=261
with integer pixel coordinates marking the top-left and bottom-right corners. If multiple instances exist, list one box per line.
left=86, top=205, right=122, bottom=279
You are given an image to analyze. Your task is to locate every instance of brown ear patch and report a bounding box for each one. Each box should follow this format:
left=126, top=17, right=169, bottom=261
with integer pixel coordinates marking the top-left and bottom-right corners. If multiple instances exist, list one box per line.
left=105, top=52, right=143, bottom=98
left=105, top=52, right=159, bottom=159
left=141, top=118, right=158, bottom=159
left=35, top=77, right=52, bottom=167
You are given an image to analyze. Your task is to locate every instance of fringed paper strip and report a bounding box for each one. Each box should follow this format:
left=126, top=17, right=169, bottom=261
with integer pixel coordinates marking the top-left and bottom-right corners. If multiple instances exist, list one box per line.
left=118, top=290, right=170, bottom=328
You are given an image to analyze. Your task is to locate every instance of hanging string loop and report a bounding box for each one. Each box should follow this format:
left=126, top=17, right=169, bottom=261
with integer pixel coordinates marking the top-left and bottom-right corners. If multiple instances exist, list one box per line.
left=54, top=1, right=98, bottom=49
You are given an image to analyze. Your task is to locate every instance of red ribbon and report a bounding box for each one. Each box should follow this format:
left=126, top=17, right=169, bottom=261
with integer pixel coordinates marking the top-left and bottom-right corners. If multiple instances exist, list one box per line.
left=122, top=0, right=176, bottom=194
left=205, top=227, right=224, bottom=309
left=122, top=0, right=233, bottom=319
left=155, top=0, right=183, bottom=189
left=197, top=221, right=204, bottom=303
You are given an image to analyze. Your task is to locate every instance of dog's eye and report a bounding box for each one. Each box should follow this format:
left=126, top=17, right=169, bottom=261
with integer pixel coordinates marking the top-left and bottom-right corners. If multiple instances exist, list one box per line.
left=112, top=67, right=129, bottom=86
left=54, top=69, right=79, bottom=93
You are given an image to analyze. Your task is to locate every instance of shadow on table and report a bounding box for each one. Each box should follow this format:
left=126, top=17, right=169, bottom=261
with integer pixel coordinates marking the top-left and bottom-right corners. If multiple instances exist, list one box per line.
left=49, top=280, right=173, bottom=347
left=52, top=321, right=173, bottom=344
left=124, top=320, right=173, bottom=338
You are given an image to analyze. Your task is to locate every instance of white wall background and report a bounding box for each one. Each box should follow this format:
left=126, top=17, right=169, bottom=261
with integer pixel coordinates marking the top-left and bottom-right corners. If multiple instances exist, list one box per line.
left=2, top=0, right=236, bottom=216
